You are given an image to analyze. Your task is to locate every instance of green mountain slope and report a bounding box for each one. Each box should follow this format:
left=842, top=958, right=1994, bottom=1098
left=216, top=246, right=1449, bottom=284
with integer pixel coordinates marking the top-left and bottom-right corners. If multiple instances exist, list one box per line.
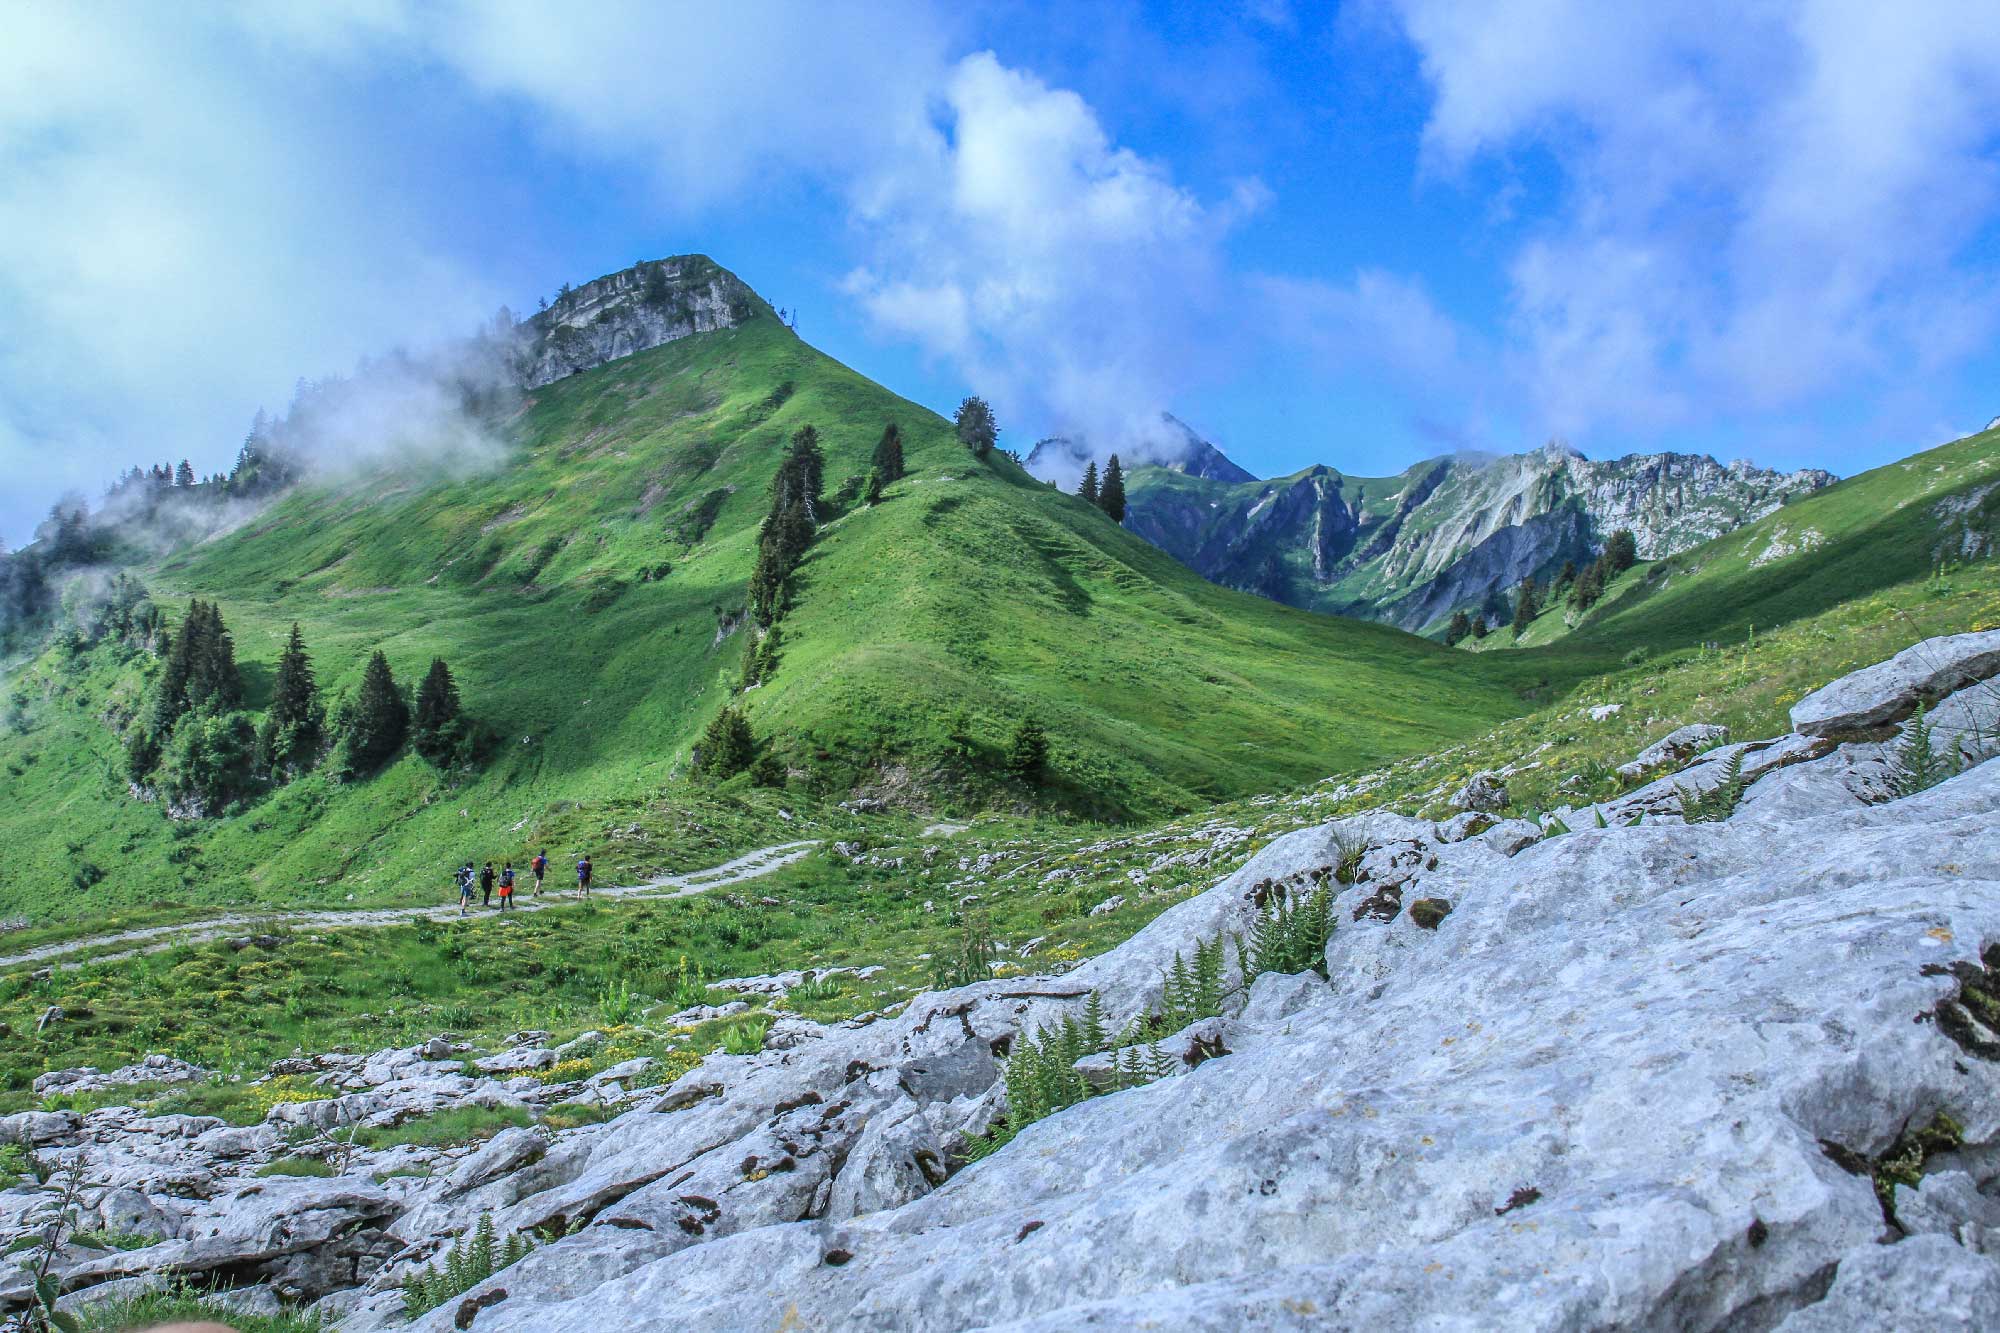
left=0, top=282, right=1550, bottom=922
left=1501, top=424, right=2000, bottom=652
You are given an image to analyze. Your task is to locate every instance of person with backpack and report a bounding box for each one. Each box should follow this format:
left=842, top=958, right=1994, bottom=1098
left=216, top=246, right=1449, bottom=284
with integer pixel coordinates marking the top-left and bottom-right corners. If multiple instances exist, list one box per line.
left=480, top=861, right=496, bottom=908
left=456, top=862, right=475, bottom=916
left=531, top=850, right=548, bottom=898
left=575, top=853, right=593, bottom=898
left=498, top=862, right=516, bottom=911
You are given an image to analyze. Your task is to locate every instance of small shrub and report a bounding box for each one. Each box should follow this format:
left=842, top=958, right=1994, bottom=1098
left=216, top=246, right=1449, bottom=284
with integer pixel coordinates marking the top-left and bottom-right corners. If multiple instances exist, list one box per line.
left=718, top=1016, right=770, bottom=1056
left=931, top=916, right=997, bottom=990
left=596, top=977, right=638, bottom=1025
left=787, top=973, right=843, bottom=1003
left=402, top=1215, right=533, bottom=1319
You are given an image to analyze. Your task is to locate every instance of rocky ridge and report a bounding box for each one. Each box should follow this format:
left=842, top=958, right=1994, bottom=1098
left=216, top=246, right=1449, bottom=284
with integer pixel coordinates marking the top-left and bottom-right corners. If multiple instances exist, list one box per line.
left=510, top=256, right=764, bottom=389
left=1120, top=439, right=1835, bottom=632
left=3, top=635, right=1999, bottom=1329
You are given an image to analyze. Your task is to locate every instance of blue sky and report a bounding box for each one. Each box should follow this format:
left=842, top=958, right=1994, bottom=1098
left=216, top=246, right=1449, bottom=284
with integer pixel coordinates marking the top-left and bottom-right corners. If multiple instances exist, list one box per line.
left=5, top=2, right=2000, bottom=543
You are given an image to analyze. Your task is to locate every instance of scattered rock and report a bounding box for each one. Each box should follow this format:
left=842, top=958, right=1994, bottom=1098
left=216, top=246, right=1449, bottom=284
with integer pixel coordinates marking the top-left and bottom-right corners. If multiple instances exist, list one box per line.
left=1449, top=772, right=1509, bottom=813
left=1615, top=723, right=1730, bottom=779
left=1790, top=629, right=2000, bottom=738
left=1087, top=895, right=1125, bottom=917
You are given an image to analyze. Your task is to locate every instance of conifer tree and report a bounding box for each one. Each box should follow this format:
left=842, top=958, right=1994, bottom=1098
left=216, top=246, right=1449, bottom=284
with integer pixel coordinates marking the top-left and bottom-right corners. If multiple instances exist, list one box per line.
left=954, top=396, right=997, bottom=459
left=1097, top=455, right=1126, bottom=522
left=1605, top=528, right=1638, bottom=573
left=411, top=658, right=463, bottom=765
left=1471, top=614, right=1489, bottom=639
left=258, top=622, right=324, bottom=776
left=175, top=459, right=195, bottom=487
left=1077, top=461, right=1099, bottom=505
left=1444, top=611, right=1472, bottom=646
left=340, top=651, right=409, bottom=774
left=871, top=422, right=905, bottom=483
left=864, top=470, right=885, bottom=506
left=1512, top=577, right=1541, bottom=638
left=1008, top=718, right=1050, bottom=783
left=695, top=707, right=755, bottom=779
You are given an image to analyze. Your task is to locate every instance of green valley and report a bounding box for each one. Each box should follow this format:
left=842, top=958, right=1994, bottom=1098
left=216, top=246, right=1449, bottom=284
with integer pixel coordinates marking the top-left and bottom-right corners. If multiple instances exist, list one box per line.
left=0, top=265, right=1550, bottom=924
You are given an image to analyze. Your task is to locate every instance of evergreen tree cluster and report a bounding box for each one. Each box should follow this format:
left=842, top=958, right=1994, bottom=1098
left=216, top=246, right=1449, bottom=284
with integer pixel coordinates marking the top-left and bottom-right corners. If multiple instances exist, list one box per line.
left=1444, top=611, right=1473, bottom=646
left=1072, top=455, right=1127, bottom=522
left=749, top=425, right=825, bottom=626
left=871, top=422, right=906, bottom=489
left=124, top=603, right=477, bottom=818
left=1568, top=527, right=1639, bottom=613
left=1511, top=576, right=1541, bottom=638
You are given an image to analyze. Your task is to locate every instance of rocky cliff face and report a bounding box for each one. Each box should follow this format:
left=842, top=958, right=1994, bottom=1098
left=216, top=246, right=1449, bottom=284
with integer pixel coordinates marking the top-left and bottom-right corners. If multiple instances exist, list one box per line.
left=1123, top=441, right=1834, bottom=633
left=511, top=256, right=764, bottom=389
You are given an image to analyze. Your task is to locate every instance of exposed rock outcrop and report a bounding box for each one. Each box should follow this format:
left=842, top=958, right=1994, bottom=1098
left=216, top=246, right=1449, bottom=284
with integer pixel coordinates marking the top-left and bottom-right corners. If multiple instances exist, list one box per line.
left=7, top=642, right=2000, bottom=1330
left=510, top=256, right=764, bottom=389
left=1118, top=440, right=1834, bottom=632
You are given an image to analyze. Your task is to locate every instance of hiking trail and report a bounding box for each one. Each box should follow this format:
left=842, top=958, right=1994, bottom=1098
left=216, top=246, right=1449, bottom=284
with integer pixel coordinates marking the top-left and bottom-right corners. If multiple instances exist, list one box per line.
left=0, top=841, right=820, bottom=973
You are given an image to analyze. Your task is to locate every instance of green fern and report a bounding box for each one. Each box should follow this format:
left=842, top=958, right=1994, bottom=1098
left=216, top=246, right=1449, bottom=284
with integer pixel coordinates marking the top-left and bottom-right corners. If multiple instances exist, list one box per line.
left=1245, top=883, right=1334, bottom=978
left=1890, top=704, right=1962, bottom=799
left=403, top=1215, right=534, bottom=1318
left=1675, top=747, right=1746, bottom=823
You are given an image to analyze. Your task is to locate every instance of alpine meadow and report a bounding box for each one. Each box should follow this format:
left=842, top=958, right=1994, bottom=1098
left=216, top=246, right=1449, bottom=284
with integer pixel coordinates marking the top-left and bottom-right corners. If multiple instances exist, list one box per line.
left=6, top=9, right=2000, bottom=1332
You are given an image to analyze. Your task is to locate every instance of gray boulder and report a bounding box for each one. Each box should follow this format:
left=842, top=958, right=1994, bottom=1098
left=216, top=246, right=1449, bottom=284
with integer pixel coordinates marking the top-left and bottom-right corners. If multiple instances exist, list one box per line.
left=1615, top=722, right=1730, bottom=778
left=1450, top=771, right=1509, bottom=812
left=1773, top=1235, right=2000, bottom=1330
left=1790, top=629, right=2000, bottom=737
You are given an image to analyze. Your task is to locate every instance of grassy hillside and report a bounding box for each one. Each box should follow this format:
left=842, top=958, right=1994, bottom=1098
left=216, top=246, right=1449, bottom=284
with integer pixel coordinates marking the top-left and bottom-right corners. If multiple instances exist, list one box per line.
left=7, top=491, right=1993, bottom=1112
left=1496, top=425, right=2000, bottom=653
left=0, top=305, right=1550, bottom=923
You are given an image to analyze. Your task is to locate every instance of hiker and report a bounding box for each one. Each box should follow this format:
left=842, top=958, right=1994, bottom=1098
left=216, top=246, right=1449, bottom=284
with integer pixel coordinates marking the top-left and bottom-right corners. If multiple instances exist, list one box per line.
left=576, top=853, right=593, bottom=897
left=480, top=861, right=496, bottom=908
left=456, top=862, right=475, bottom=916
left=531, top=849, right=548, bottom=897
left=498, top=862, right=516, bottom=911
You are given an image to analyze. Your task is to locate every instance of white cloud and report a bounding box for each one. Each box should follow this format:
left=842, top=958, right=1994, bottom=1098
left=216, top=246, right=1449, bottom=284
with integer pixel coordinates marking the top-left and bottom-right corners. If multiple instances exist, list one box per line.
left=0, top=7, right=505, bottom=542
left=0, top=3, right=1225, bottom=540
left=844, top=52, right=1263, bottom=452
left=1385, top=0, right=2000, bottom=441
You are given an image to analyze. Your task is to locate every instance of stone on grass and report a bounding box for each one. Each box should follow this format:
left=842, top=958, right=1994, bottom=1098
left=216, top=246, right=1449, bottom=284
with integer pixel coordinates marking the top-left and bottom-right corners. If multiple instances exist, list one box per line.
left=1789, top=629, right=2000, bottom=738
left=1449, top=772, right=1508, bottom=813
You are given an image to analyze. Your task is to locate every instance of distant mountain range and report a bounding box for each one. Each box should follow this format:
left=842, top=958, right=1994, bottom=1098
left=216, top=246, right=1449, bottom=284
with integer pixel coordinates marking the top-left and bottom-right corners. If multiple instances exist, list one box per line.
left=1029, top=427, right=1835, bottom=635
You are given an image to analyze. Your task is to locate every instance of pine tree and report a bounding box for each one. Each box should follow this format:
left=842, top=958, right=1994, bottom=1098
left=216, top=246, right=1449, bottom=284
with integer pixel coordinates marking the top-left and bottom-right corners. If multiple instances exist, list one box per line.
left=1552, top=559, right=1578, bottom=601
left=1097, top=455, right=1126, bottom=522
left=1077, top=461, right=1099, bottom=505
left=1471, top=615, right=1489, bottom=639
left=695, top=707, right=755, bottom=779
left=864, top=470, right=885, bottom=506
left=1007, top=718, right=1049, bottom=783
left=1444, top=611, right=1472, bottom=646
left=341, top=651, right=409, bottom=775
left=1605, top=528, right=1638, bottom=573
left=258, top=622, right=324, bottom=776
left=1512, top=577, right=1541, bottom=638
left=872, top=423, right=905, bottom=483
left=954, top=396, right=997, bottom=459
left=411, top=658, right=463, bottom=765
left=175, top=459, right=195, bottom=487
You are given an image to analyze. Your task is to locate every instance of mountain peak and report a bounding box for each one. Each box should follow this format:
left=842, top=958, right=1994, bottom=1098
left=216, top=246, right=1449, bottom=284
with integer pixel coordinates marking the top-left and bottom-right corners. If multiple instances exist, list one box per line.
left=513, top=255, right=769, bottom=387
left=1025, top=413, right=1255, bottom=485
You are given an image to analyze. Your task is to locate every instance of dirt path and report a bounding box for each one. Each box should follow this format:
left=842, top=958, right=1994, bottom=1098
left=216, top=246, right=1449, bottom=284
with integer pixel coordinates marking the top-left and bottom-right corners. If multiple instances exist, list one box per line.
left=0, top=841, right=820, bottom=973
